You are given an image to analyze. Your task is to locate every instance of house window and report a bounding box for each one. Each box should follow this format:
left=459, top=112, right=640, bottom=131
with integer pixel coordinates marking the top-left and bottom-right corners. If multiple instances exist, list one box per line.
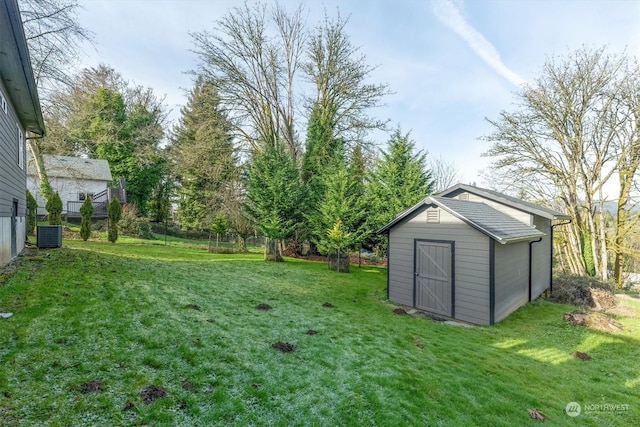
left=16, top=125, right=24, bottom=169
left=426, top=208, right=440, bottom=223
left=1, top=93, right=6, bottom=114
left=79, top=192, right=94, bottom=201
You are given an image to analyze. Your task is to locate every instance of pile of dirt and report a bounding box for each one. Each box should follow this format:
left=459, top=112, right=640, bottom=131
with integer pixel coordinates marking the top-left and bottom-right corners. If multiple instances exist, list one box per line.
left=563, top=310, right=624, bottom=332
left=322, top=302, right=335, bottom=308
left=255, top=303, right=272, bottom=310
left=305, top=329, right=317, bottom=335
left=393, top=308, right=407, bottom=315
left=186, top=304, right=202, bottom=311
left=271, top=341, right=296, bottom=352
left=550, top=275, right=617, bottom=311
left=139, top=385, right=167, bottom=403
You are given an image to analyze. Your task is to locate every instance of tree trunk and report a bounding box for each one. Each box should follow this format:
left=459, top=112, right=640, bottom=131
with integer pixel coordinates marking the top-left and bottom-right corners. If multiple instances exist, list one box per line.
left=613, top=198, right=625, bottom=288
left=28, top=139, right=52, bottom=200
left=597, top=191, right=608, bottom=281
left=265, top=238, right=283, bottom=262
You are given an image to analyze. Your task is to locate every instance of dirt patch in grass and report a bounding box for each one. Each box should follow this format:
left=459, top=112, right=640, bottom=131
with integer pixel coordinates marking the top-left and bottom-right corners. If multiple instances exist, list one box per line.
left=322, top=302, right=335, bottom=308
left=80, top=380, right=103, bottom=393
left=140, top=385, right=167, bottom=403
left=186, top=304, right=202, bottom=311
left=256, top=303, right=272, bottom=310
left=306, top=329, right=317, bottom=335
left=182, top=381, right=194, bottom=392
left=570, top=351, right=592, bottom=361
left=563, top=310, right=624, bottom=332
left=272, top=341, right=296, bottom=352
left=393, top=308, right=407, bottom=315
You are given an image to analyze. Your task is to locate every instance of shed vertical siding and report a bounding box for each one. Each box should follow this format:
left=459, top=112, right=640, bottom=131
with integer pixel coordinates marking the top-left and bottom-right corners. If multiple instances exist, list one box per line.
left=530, top=216, right=552, bottom=299
left=494, top=241, right=529, bottom=322
left=0, top=79, right=27, bottom=266
left=388, top=206, right=491, bottom=324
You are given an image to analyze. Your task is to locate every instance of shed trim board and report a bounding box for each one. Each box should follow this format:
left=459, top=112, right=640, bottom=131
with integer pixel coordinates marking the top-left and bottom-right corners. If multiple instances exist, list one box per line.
left=412, top=239, right=455, bottom=317
left=386, top=239, right=390, bottom=300
left=489, top=239, right=495, bottom=325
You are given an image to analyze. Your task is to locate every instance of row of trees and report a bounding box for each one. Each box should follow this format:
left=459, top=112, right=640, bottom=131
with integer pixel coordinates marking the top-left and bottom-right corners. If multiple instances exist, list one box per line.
left=21, top=1, right=638, bottom=282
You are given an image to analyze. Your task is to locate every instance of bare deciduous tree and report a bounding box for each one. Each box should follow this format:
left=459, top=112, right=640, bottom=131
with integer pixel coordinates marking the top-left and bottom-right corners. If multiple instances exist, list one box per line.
left=303, top=12, right=390, bottom=148
left=429, top=154, right=460, bottom=193
left=484, top=47, right=638, bottom=283
left=20, top=0, right=93, bottom=199
left=191, top=2, right=305, bottom=159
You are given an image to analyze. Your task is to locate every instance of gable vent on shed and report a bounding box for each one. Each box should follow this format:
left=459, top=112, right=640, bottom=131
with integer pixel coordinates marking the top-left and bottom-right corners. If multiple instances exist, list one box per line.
left=426, top=208, right=440, bottom=223
left=458, top=193, right=469, bottom=200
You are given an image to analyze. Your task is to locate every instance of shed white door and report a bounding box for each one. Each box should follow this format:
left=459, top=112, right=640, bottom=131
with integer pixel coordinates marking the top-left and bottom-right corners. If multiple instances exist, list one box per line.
left=415, top=241, right=452, bottom=316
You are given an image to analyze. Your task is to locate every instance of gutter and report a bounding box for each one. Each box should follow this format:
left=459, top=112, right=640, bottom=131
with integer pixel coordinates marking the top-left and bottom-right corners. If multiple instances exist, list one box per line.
left=549, top=219, right=572, bottom=294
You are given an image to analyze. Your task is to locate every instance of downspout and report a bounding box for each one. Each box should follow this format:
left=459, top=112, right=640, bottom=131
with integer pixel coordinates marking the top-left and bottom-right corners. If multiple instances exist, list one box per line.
left=528, top=238, right=543, bottom=301
left=550, top=219, right=573, bottom=294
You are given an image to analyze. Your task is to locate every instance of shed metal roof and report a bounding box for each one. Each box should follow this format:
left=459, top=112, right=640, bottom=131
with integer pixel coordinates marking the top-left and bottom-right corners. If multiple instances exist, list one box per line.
left=0, top=0, right=45, bottom=135
left=431, top=197, right=544, bottom=243
left=437, top=183, right=570, bottom=220
left=27, top=154, right=113, bottom=182
left=376, top=196, right=545, bottom=244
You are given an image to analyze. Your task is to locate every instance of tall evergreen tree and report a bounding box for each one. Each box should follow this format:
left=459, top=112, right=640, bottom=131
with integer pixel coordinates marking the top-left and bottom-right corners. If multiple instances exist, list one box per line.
left=244, top=143, right=303, bottom=261
left=169, top=77, right=236, bottom=230
left=367, top=128, right=434, bottom=253
left=309, top=151, right=367, bottom=268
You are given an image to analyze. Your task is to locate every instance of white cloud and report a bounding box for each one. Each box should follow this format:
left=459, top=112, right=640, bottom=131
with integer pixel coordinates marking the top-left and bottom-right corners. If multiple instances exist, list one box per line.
left=432, top=0, right=527, bottom=87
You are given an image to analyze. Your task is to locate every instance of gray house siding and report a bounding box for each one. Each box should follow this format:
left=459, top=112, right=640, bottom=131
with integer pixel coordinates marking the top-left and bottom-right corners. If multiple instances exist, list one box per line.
left=494, top=240, right=530, bottom=322
left=530, top=216, right=552, bottom=299
left=388, top=206, right=491, bottom=324
left=0, top=79, right=27, bottom=266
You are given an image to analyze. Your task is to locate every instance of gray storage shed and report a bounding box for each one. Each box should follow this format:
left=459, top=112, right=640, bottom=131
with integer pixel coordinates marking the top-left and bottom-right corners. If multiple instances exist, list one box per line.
left=376, top=184, right=570, bottom=325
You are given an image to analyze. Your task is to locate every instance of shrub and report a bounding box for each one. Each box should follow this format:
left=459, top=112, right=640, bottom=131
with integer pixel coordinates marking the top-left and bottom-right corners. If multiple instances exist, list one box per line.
left=118, top=204, right=155, bottom=240
left=79, top=195, right=94, bottom=241
left=45, top=191, right=63, bottom=225
left=107, top=198, right=122, bottom=243
left=26, top=190, right=37, bottom=235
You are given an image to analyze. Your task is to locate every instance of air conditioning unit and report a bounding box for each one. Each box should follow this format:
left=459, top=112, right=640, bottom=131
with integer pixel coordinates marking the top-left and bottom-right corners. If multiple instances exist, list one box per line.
left=37, top=225, right=62, bottom=248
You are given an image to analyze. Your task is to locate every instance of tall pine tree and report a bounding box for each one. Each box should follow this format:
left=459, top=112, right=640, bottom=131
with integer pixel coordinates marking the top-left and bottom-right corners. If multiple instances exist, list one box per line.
left=367, top=128, right=434, bottom=254
left=169, top=76, right=236, bottom=230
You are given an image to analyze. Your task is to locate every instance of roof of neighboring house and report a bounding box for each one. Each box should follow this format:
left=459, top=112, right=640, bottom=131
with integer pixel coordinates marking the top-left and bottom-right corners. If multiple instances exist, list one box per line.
left=0, top=0, right=45, bottom=135
left=27, top=154, right=113, bottom=182
left=376, top=196, right=545, bottom=244
left=437, top=183, right=571, bottom=220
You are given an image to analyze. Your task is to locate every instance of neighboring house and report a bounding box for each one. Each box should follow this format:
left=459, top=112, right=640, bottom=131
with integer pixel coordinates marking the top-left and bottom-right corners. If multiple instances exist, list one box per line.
left=26, top=154, right=125, bottom=218
left=0, top=0, right=46, bottom=266
left=377, top=184, right=571, bottom=325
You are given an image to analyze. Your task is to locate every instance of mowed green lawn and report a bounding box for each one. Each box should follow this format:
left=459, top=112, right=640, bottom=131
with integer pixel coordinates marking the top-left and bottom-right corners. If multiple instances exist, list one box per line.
left=1, top=240, right=639, bottom=426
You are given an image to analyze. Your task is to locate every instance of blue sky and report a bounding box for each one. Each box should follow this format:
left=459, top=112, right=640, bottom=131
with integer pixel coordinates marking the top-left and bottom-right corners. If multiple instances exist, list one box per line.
left=77, top=0, right=640, bottom=189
